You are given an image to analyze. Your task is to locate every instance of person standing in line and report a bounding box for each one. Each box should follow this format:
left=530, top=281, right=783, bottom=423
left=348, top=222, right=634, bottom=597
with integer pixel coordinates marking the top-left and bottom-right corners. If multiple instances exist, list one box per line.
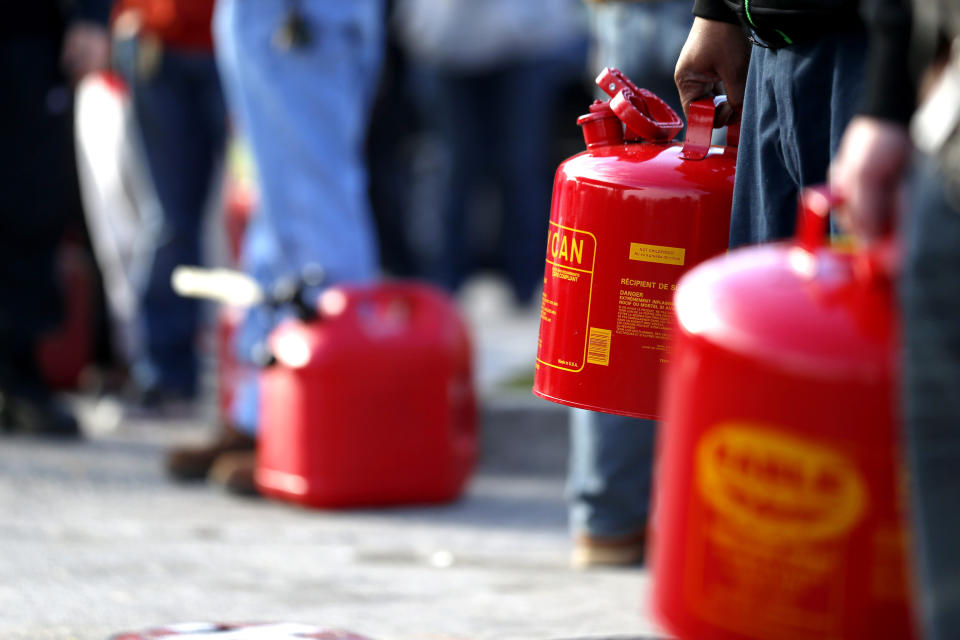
left=393, top=0, right=586, bottom=307
left=110, top=0, right=227, bottom=411
left=0, top=1, right=111, bottom=438
left=567, top=0, right=693, bottom=569
left=163, top=0, right=386, bottom=494
left=830, top=1, right=960, bottom=636
left=674, top=0, right=864, bottom=249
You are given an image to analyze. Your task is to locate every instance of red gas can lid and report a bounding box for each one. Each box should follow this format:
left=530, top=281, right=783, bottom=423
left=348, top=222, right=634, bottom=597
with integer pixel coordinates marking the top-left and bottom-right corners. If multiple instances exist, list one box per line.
left=674, top=188, right=898, bottom=378
left=595, top=67, right=683, bottom=142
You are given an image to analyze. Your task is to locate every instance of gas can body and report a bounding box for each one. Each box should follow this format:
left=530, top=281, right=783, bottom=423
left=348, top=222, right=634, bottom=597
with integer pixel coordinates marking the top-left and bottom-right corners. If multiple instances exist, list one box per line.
left=533, top=69, right=736, bottom=419
left=215, top=304, right=245, bottom=422
left=256, top=282, right=477, bottom=508
left=651, top=189, right=915, bottom=640
left=37, top=239, right=95, bottom=389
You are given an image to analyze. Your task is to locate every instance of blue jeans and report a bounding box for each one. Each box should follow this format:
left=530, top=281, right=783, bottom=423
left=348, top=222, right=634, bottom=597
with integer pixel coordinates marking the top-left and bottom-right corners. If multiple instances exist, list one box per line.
left=567, top=409, right=655, bottom=537
left=902, top=156, right=960, bottom=640
left=730, top=27, right=866, bottom=247
left=213, top=0, right=384, bottom=433
left=118, top=43, right=226, bottom=397
left=414, top=55, right=570, bottom=304
left=564, top=1, right=690, bottom=540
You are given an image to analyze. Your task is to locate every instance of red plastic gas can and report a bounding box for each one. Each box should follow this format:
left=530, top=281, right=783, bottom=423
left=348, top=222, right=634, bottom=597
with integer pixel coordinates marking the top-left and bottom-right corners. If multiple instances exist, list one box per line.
left=215, top=304, right=245, bottom=421
left=37, top=239, right=96, bottom=389
left=651, top=188, right=915, bottom=640
left=533, top=68, right=737, bottom=419
left=256, top=281, right=477, bottom=508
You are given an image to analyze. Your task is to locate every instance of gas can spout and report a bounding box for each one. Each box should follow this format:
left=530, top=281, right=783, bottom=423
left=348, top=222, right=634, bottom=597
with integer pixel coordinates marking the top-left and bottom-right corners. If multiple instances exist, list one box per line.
left=577, top=101, right=624, bottom=148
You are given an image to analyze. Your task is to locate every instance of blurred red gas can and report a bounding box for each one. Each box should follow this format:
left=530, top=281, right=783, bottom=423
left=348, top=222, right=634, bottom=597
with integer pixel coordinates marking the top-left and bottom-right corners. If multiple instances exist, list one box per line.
left=37, top=239, right=96, bottom=389
left=256, top=281, right=477, bottom=508
left=215, top=304, right=245, bottom=421
left=651, top=188, right=915, bottom=640
left=533, top=68, right=737, bottom=419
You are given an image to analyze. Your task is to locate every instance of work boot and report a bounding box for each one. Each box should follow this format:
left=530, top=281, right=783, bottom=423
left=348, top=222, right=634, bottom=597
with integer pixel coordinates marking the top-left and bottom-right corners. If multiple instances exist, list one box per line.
left=165, top=426, right=256, bottom=481
left=570, top=529, right=646, bottom=569
left=208, top=450, right=259, bottom=496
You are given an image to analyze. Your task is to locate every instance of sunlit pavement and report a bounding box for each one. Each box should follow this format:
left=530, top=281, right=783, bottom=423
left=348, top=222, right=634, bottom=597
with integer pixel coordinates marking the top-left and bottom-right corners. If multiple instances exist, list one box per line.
left=0, top=275, right=665, bottom=640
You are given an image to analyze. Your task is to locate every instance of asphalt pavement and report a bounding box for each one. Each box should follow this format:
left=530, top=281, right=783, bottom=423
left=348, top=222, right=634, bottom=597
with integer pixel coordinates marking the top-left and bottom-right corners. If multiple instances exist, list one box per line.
left=0, top=275, right=666, bottom=640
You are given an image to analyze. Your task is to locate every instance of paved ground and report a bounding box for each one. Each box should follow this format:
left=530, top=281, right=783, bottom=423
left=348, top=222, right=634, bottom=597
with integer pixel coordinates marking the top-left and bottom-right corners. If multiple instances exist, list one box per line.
left=0, top=277, right=667, bottom=640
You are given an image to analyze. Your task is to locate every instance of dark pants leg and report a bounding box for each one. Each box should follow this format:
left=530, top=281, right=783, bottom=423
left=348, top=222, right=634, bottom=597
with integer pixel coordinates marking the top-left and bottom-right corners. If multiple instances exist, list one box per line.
left=127, top=47, right=226, bottom=397
left=902, top=156, right=960, bottom=640
left=0, top=37, right=74, bottom=378
left=496, top=57, right=562, bottom=305
left=731, top=28, right=867, bottom=247
left=0, top=36, right=81, bottom=435
left=567, top=409, right=655, bottom=537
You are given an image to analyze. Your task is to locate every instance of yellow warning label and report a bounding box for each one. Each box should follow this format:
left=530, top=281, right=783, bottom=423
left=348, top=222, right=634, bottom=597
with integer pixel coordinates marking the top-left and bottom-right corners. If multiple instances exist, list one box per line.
left=697, top=423, right=868, bottom=541
left=629, top=242, right=686, bottom=266
left=537, top=221, right=597, bottom=373
left=586, top=327, right=611, bottom=366
left=687, top=422, right=873, bottom=638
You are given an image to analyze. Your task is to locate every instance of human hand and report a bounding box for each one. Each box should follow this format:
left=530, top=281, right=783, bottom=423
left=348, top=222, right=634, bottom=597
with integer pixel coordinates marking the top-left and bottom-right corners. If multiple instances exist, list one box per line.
left=674, top=17, right=751, bottom=126
left=61, top=21, right=111, bottom=85
left=829, top=116, right=912, bottom=244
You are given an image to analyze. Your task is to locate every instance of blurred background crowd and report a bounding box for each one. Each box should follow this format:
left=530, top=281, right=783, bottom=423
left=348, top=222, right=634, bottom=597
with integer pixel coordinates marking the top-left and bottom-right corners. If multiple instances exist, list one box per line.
left=0, top=0, right=600, bottom=436
left=3, top=0, right=694, bottom=572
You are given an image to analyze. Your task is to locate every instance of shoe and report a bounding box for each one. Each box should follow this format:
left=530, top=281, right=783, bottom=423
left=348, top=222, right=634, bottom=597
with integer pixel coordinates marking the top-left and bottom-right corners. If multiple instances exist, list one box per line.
left=165, top=426, right=256, bottom=481
left=208, top=450, right=259, bottom=496
left=571, top=529, right=646, bottom=569
left=0, top=385, right=81, bottom=439
left=124, top=383, right=197, bottom=419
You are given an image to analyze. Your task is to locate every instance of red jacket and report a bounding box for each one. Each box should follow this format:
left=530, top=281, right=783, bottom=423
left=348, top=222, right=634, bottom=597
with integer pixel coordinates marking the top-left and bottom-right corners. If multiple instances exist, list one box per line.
left=113, top=0, right=215, bottom=50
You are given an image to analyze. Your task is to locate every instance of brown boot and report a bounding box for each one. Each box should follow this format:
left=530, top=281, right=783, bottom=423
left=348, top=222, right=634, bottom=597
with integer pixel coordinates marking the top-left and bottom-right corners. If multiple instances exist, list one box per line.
left=570, top=529, right=647, bottom=569
left=208, top=450, right=259, bottom=496
left=165, top=426, right=256, bottom=481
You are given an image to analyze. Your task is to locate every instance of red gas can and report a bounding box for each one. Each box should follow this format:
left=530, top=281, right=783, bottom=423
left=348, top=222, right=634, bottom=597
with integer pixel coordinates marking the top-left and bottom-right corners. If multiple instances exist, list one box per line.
left=651, top=188, right=915, bottom=640
left=37, top=239, right=96, bottom=389
left=256, top=281, right=477, bottom=508
left=215, top=304, right=245, bottom=422
left=533, top=68, right=737, bottom=419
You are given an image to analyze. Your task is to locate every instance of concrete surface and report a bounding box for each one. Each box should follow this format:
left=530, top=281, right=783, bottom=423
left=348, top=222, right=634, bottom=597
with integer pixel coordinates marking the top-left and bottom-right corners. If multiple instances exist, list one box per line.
left=0, top=276, right=666, bottom=640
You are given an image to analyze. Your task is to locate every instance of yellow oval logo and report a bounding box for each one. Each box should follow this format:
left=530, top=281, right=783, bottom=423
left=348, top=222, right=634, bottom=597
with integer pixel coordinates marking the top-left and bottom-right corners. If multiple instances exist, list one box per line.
left=696, top=423, right=867, bottom=542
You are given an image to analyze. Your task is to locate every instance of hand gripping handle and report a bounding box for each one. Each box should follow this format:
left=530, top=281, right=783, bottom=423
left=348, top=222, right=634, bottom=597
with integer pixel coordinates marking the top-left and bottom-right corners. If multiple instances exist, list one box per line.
left=680, top=96, right=740, bottom=160
left=796, top=185, right=899, bottom=284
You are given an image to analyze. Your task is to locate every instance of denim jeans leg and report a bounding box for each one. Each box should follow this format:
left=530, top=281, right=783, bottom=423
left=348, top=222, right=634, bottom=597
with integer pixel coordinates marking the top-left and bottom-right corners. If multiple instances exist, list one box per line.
left=130, top=49, right=226, bottom=396
left=214, top=0, right=385, bottom=434
left=426, top=69, right=489, bottom=293
left=902, top=157, right=960, bottom=640
left=730, top=29, right=866, bottom=247
left=498, top=58, right=561, bottom=304
left=565, top=0, right=688, bottom=544
left=567, top=408, right=655, bottom=537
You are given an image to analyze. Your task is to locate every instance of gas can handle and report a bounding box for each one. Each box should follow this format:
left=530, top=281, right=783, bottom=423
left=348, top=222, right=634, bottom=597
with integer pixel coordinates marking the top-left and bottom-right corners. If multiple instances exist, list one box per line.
left=319, top=281, right=444, bottom=326
left=680, top=96, right=739, bottom=160
left=596, top=68, right=683, bottom=142
left=796, top=185, right=899, bottom=281
left=797, top=185, right=835, bottom=252
left=597, top=67, right=640, bottom=97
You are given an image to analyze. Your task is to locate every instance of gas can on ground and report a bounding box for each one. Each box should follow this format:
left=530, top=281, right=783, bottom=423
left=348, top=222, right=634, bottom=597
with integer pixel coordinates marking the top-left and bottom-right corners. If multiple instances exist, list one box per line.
left=256, top=281, right=477, bottom=508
